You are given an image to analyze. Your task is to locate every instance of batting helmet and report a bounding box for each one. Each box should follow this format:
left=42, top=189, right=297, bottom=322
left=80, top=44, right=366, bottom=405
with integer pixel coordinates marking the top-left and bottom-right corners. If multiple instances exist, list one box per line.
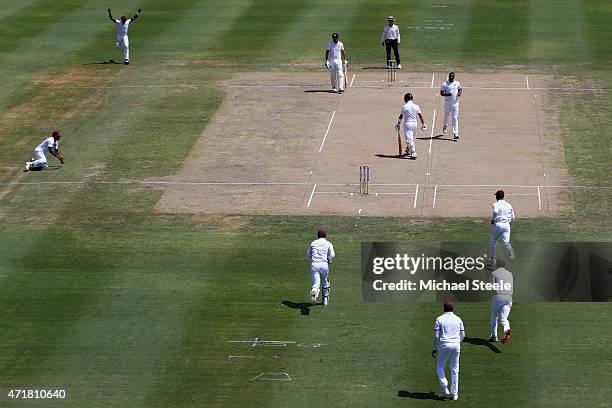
left=52, top=130, right=62, bottom=138
left=404, top=92, right=413, bottom=102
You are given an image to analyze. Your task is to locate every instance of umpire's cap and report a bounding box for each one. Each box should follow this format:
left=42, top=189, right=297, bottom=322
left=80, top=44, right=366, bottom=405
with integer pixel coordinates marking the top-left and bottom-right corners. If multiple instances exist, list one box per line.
left=387, top=16, right=395, bottom=21
left=404, top=92, right=413, bottom=102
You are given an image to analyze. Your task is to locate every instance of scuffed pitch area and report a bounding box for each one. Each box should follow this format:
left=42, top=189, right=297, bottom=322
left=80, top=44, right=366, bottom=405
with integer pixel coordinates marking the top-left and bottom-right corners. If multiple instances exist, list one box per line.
left=153, top=71, right=572, bottom=217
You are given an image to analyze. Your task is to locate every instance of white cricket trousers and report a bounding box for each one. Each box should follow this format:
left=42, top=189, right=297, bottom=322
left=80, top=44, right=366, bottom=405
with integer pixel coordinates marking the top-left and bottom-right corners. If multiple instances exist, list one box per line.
left=488, top=221, right=514, bottom=259
left=311, top=261, right=330, bottom=299
left=491, top=294, right=513, bottom=337
left=437, top=342, right=461, bottom=396
left=329, top=59, right=344, bottom=91
left=30, top=148, right=48, bottom=169
left=403, top=122, right=417, bottom=154
left=117, top=35, right=129, bottom=60
left=443, top=103, right=459, bottom=135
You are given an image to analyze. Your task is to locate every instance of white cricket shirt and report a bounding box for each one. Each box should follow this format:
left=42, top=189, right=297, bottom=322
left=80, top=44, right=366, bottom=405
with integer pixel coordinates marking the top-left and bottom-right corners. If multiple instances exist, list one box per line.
left=400, top=101, right=421, bottom=125
left=492, top=200, right=515, bottom=223
left=35, top=137, right=58, bottom=154
left=381, top=24, right=400, bottom=42
left=307, top=238, right=335, bottom=264
left=441, top=80, right=462, bottom=106
left=491, top=267, right=514, bottom=297
left=327, top=41, right=344, bottom=60
left=115, top=19, right=131, bottom=37
left=433, top=312, right=465, bottom=348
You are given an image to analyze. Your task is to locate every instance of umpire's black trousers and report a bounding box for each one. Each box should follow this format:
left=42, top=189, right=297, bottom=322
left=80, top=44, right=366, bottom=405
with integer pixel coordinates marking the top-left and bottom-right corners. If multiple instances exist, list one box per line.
left=385, top=39, right=400, bottom=65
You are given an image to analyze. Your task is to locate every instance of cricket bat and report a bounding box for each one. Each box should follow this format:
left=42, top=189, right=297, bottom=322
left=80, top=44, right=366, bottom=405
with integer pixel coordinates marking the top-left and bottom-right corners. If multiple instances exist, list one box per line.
left=397, top=128, right=402, bottom=156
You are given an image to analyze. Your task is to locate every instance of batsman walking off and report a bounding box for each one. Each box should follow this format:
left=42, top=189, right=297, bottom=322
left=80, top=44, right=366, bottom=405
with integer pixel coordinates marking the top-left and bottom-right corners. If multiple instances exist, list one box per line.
left=432, top=301, right=465, bottom=401
left=306, top=229, right=335, bottom=306
left=108, top=8, right=141, bottom=65
left=396, top=92, right=427, bottom=158
left=325, top=32, right=348, bottom=93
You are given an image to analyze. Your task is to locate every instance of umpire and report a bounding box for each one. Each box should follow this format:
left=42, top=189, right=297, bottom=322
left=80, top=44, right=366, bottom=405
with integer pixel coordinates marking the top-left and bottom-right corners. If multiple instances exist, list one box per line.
left=381, top=16, right=401, bottom=69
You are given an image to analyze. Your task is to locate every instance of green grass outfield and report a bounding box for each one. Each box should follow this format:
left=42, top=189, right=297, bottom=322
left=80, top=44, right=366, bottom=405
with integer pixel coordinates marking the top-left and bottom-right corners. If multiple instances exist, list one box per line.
left=0, top=1, right=611, bottom=407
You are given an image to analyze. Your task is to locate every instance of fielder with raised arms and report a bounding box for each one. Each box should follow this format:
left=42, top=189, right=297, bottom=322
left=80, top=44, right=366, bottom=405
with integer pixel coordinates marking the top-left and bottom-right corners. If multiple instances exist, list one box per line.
left=396, top=92, right=427, bottom=159
left=108, top=8, right=142, bottom=65
left=440, top=72, right=462, bottom=140
left=306, top=229, right=335, bottom=306
left=325, top=32, right=348, bottom=94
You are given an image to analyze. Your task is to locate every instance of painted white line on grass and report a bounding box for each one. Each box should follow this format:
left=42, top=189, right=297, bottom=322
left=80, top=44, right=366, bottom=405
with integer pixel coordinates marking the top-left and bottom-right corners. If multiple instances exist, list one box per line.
left=431, top=73, right=435, bottom=88
left=526, top=75, right=530, bottom=89
left=433, top=185, right=438, bottom=208
left=537, top=186, right=542, bottom=209
left=307, top=184, right=317, bottom=208
left=318, top=110, right=336, bottom=153
left=429, top=109, right=437, bottom=154
left=350, top=73, right=356, bottom=87
left=413, top=184, right=419, bottom=208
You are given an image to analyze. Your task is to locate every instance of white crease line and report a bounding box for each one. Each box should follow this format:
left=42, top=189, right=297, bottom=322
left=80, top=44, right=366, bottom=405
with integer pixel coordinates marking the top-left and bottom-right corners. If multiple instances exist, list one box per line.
left=315, top=191, right=414, bottom=195
left=318, top=110, right=336, bottom=153
left=433, top=185, right=438, bottom=208
left=307, top=184, right=317, bottom=208
left=537, top=186, right=542, bottom=210
left=526, top=75, right=530, bottom=89
left=350, top=73, right=356, bottom=87
left=413, top=184, right=419, bottom=208
left=436, top=193, right=539, bottom=196
left=429, top=109, right=436, bottom=154
left=431, top=73, right=435, bottom=88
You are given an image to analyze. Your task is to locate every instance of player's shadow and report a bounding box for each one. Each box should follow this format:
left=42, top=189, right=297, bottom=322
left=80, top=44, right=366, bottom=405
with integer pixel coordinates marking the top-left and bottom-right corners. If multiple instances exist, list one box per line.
left=82, top=59, right=122, bottom=65
left=397, top=390, right=439, bottom=400
left=463, top=336, right=501, bottom=353
left=362, top=66, right=392, bottom=70
left=304, top=89, right=336, bottom=93
left=375, top=154, right=412, bottom=160
left=281, top=300, right=313, bottom=316
left=415, top=134, right=457, bottom=142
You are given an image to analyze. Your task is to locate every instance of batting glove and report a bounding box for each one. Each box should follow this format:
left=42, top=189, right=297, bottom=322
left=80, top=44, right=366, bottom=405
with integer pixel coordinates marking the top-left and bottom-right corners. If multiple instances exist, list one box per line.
left=344, top=60, right=349, bottom=69
left=325, top=61, right=330, bottom=69
left=421, top=124, right=428, bottom=130
left=395, top=123, right=401, bottom=131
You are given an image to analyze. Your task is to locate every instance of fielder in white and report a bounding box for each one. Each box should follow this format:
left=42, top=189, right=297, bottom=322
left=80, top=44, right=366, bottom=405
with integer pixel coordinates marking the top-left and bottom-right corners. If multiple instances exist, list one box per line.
left=306, top=229, right=335, bottom=306
left=396, top=92, right=427, bottom=159
left=24, top=130, right=64, bottom=171
left=108, top=8, right=141, bottom=65
left=440, top=72, right=462, bottom=140
left=489, top=256, right=513, bottom=344
left=488, top=189, right=516, bottom=263
left=432, top=301, right=465, bottom=401
left=325, top=32, right=348, bottom=93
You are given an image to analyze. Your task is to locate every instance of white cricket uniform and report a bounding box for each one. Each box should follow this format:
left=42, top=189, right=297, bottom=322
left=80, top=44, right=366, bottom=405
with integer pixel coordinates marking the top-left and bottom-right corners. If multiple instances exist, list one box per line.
left=31, top=137, right=58, bottom=168
left=433, top=312, right=465, bottom=398
left=441, top=80, right=461, bottom=135
left=306, top=237, right=335, bottom=302
left=490, top=267, right=513, bottom=338
left=488, top=199, right=515, bottom=260
left=327, top=41, right=345, bottom=91
left=400, top=101, right=421, bottom=156
left=115, top=19, right=131, bottom=61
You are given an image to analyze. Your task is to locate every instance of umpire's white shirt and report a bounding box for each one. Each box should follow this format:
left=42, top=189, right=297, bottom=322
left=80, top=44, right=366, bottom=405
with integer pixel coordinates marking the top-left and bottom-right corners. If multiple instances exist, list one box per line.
left=307, top=238, right=335, bottom=264
left=400, top=101, right=421, bottom=125
left=433, top=312, right=465, bottom=348
left=441, top=80, right=461, bottom=106
left=381, top=24, right=400, bottom=42
left=492, top=200, right=515, bottom=223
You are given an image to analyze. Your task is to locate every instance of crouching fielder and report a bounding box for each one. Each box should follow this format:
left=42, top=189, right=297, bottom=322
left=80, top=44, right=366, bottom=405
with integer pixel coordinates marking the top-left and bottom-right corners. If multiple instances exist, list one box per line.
left=24, top=130, right=64, bottom=171
left=396, top=92, right=427, bottom=159
left=489, top=257, right=513, bottom=344
left=108, top=8, right=141, bottom=65
left=307, top=229, right=335, bottom=306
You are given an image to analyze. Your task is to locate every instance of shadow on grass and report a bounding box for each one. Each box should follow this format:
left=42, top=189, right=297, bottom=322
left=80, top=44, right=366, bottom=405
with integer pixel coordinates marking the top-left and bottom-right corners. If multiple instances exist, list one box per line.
left=397, top=390, right=439, bottom=400
left=362, top=66, right=391, bottom=70
left=281, top=300, right=314, bottom=316
left=82, top=59, right=122, bottom=65
left=415, top=134, right=457, bottom=142
left=375, top=154, right=413, bottom=160
left=463, top=336, right=501, bottom=353
left=304, top=89, right=335, bottom=93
